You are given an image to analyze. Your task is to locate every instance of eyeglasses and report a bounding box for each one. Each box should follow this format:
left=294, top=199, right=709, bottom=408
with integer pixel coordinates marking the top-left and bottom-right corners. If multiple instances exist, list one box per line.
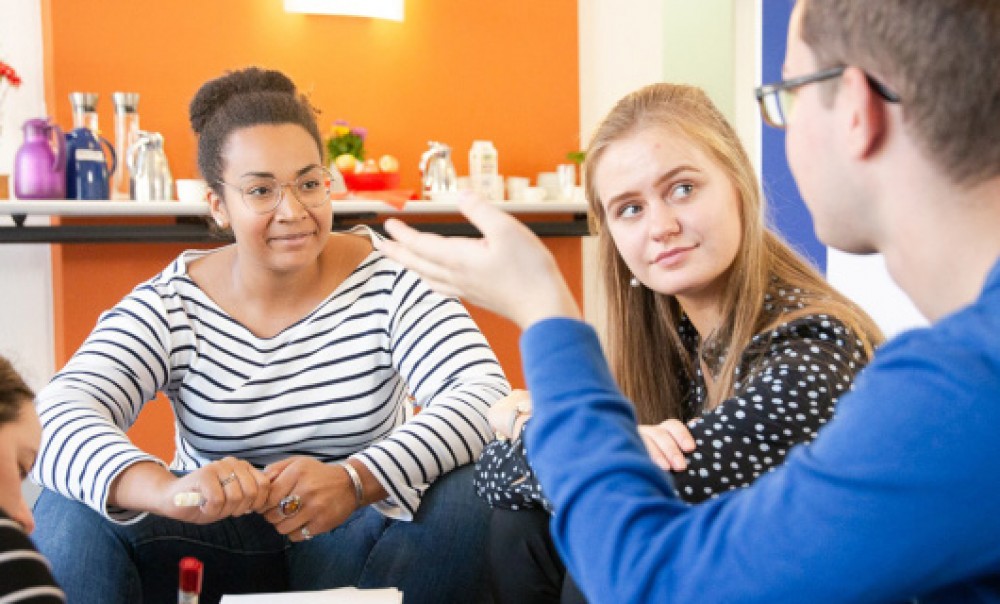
left=218, top=166, right=333, bottom=214
left=754, top=66, right=901, bottom=129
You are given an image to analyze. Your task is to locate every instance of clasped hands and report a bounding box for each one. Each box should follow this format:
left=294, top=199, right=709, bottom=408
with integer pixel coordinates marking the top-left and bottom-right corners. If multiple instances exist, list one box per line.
left=162, top=456, right=358, bottom=542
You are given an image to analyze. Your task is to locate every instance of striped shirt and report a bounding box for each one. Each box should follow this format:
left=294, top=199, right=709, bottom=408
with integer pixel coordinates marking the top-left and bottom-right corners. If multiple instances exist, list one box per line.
left=33, top=228, right=510, bottom=523
left=0, top=515, right=65, bottom=603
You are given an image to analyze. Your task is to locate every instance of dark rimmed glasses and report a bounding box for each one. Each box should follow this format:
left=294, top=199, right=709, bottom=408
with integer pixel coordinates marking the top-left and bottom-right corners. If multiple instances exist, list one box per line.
left=754, top=66, right=901, bottom=129
left=218, top=166, right=334, bottom=214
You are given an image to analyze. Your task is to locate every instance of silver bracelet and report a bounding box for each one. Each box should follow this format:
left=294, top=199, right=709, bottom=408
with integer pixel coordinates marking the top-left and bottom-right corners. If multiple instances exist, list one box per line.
left=340, top=461, right=364, bottom=507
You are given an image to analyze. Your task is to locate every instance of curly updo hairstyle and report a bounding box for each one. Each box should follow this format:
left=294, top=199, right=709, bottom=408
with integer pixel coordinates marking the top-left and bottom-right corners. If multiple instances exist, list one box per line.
left=0, top=355, right=34, bottom=425
left=189, top=67, right=323, bottom=196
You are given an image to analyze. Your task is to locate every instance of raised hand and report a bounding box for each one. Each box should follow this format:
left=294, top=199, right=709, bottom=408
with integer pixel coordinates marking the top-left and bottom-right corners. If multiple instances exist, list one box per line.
left=375, top=195, right=582, bottom=330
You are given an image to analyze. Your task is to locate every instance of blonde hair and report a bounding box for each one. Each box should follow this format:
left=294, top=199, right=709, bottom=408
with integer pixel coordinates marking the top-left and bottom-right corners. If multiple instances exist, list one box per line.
left=584, top=83, right=882, bottom=423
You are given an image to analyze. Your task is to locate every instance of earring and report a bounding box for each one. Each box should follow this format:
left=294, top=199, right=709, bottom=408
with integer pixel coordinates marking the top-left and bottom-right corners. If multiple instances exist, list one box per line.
left=215, top=217, right=228, bottom=229
left=629, top=277, right=640, bottom=288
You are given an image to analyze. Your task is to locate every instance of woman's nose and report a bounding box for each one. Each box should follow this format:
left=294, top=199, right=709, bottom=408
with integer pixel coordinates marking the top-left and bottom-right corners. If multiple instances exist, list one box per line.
left=648, top=202, right=681, bottom=239
left=11, top=496, right=35, bottom=534
left=274, top=185, right=309, bottom=218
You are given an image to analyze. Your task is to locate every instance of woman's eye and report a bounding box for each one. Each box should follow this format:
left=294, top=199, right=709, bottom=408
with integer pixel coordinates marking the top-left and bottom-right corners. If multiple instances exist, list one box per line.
left=299, top=179, right=322, bottom=192
left=617, top=203, right=642, bottom=218
left=672, top=183, right=694, bottom=199
left=245, top=184, right=275, bottom=197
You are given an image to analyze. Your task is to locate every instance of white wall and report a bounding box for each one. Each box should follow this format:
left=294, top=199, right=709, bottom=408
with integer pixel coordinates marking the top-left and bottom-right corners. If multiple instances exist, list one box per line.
left=827, top=250, right=927, bottom=338
left=1, top=0, right=53, bottom=507
left=0, top=0, right=55, bottom=388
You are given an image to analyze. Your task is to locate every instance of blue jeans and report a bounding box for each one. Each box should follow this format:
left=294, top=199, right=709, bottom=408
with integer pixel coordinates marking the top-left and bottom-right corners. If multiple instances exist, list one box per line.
left=32, top=464, right=490, bottom=604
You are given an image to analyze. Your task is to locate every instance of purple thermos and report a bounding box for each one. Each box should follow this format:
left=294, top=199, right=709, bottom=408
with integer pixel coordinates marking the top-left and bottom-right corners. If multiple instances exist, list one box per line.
left=14, top=118, right=67, bottom=200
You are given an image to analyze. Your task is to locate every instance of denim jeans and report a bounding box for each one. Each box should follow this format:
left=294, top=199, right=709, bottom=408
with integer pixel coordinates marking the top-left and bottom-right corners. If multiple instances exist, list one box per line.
left=32, top=464, right=490, bottom=604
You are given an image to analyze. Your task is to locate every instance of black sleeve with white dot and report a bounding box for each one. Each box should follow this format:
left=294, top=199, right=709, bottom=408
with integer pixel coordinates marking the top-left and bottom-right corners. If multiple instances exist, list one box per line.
left=673, top=313, right=869, bottom=504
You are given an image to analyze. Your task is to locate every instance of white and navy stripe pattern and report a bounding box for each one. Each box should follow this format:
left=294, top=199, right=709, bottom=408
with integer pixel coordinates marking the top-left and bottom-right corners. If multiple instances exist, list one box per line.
left=0, top=515, right=65, bottom=603
left=33, top=228, right=510, bottom=523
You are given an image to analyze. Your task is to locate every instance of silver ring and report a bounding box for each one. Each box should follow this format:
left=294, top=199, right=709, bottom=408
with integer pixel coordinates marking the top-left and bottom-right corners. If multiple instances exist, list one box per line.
left=219, top=472, right=237, bottom=487
left=300, top=525, right=312, bottom=540
left=278, top=494, right=302, bottom=519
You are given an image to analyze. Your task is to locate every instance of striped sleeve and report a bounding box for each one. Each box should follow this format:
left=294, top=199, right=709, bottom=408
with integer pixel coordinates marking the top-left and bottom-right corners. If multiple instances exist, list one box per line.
left=31, top=283, right=172, bottom=524
left=355, top=264, right=510, bottom=520
left=0, top=518, right=66, bottom=603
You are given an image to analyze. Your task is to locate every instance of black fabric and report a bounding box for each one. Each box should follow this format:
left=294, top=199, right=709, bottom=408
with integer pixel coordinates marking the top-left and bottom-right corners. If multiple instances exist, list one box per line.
left=0, top=510, right=65, bottom=603
left=488, top=508, right=587, bottom=604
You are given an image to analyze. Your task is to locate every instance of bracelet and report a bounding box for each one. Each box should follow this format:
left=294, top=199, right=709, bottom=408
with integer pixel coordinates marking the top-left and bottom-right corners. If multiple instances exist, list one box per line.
left=340, top=461, right=364, bottom=507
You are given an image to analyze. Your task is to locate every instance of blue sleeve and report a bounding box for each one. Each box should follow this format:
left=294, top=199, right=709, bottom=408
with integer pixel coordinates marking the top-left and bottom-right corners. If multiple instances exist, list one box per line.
left=521, top=318, right=1000, bottom=603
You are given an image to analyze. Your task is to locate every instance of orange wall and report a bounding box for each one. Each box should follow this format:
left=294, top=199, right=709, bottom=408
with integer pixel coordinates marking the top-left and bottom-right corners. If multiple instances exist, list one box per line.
left=44, top=0, right=581, bottom=187
left=43, top=1, right=582, bottom=461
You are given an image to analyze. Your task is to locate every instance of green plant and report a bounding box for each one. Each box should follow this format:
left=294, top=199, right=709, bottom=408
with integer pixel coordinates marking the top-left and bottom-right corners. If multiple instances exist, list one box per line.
left=326, top=120, right=366, bottom=161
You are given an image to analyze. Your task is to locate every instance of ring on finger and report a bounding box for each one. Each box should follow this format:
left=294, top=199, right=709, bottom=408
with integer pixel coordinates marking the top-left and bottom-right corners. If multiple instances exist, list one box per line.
left=278, top=494, right=302, bottom=519
left=219, top=471, right=238, bottom=488
left=300, top=524, right=312, bottom=540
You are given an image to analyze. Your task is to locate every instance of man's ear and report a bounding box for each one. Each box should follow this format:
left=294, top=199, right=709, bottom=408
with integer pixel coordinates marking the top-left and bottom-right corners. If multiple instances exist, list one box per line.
left=840, top=66, right=889, bottom=160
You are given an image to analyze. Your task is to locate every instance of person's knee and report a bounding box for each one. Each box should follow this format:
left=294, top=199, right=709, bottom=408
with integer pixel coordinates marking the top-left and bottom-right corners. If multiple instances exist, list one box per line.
left=418, top=463, right=487, bottom=518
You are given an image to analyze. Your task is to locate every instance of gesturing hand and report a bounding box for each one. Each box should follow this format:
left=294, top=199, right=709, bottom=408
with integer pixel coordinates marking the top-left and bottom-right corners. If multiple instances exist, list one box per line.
left=261, top=456, right=359, bottom=543
left=376, top=195, right=582, bottom=330
left=638, top=420, right=697, bottom=472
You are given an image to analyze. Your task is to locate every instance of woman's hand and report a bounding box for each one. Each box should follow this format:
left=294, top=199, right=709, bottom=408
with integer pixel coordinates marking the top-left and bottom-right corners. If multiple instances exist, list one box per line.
left=638, top=420, right=697, bottom=472
left=111, top=457, right=270, bottom=524
left=488, top=389, right=533, bottom=440
left=376, top=195, right=582, bottom=330
left=261, top=456, right=358, bottom=543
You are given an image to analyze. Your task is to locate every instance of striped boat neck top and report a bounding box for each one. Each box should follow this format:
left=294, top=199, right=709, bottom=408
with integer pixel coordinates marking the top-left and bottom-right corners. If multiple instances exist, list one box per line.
left=33, top=227, right=511, bottom=523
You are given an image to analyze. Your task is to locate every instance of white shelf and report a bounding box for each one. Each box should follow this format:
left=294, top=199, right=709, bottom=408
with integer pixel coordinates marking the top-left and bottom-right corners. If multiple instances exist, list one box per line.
left=0, top=199, right=588, bottom=217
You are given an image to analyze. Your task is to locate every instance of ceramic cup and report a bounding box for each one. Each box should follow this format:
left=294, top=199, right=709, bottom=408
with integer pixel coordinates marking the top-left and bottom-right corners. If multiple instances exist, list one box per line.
left=522, top=186, right=547, bottom=203
left=536, top=172, right=559, bottom=200
left=506, top=176, right=530, bottom=201
left=175, top=178, right=209, bottom=203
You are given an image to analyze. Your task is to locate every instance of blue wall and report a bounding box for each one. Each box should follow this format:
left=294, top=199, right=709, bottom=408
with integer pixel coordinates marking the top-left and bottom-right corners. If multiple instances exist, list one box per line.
left=760, top=0, right=826, bottom=271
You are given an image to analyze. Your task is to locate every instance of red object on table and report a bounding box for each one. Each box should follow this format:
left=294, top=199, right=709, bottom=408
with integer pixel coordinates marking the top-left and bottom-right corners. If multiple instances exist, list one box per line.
left=342, top=171, right=401, bottom=191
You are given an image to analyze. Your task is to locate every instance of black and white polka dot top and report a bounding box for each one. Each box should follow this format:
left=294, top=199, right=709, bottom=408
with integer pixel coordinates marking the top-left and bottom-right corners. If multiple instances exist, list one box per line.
left=473, top=287, right=871, bottom=512
left=673, top=293, right=870, bottom=503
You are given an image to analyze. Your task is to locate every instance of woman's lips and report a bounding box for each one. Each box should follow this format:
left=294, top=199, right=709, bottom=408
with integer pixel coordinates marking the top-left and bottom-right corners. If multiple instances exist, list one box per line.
left=269, top=231, right=314, bottom=244
left=653, top=245, right=694, bottom=267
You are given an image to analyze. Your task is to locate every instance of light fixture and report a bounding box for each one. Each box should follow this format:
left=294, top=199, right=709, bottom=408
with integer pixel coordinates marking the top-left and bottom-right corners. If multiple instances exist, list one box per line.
left=283, top=0, right=403, bottom=22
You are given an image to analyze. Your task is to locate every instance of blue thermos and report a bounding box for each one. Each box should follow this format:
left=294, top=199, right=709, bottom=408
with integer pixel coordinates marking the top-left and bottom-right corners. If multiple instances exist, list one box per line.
left=66, top=92, right=117, bottom=200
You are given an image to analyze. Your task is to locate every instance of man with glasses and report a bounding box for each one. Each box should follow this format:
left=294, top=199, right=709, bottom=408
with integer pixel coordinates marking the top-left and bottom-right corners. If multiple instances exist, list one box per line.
left=377, top=0, right=1000, bottom=601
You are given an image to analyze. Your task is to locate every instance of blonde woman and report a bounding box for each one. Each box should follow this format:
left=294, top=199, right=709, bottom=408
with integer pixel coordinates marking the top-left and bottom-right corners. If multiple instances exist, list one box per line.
left=385, top=83, right=882, bottom=603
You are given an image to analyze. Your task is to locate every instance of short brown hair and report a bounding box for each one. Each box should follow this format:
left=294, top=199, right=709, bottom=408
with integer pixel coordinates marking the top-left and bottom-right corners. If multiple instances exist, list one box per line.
left=0, top=356, right=34, bottom=424
left=800, top=0, right=1000, bottom=185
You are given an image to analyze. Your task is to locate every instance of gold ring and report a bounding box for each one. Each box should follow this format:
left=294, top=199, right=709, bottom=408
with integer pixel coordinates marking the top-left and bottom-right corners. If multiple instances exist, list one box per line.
left=300, top=525, right=312, bottom=540
left=278, top=494, right=302, bottom=519
left=219, top=472, right=237, bottom=487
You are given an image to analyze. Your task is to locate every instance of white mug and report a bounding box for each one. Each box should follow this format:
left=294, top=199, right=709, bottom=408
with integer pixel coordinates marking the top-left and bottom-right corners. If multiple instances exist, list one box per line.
left=175, top=179, right=209, bottom=203
left=506, top=176, right=530, bottom=201
left=536, top=172, right=559, bottom=201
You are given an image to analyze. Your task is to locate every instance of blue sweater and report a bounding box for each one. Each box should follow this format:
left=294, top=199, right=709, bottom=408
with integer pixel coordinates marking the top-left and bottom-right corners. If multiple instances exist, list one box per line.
left=523, top=259, right=1000, bottom=603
